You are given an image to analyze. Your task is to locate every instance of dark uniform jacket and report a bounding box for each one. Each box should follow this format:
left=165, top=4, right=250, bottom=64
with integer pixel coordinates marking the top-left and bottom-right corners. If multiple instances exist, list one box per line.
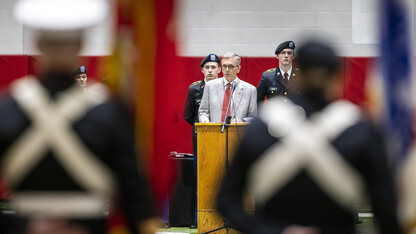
left=183, top=79, right=205, bottom=157
left=256, top=66, right=300, bottom=104
left=217, top=94, right=402, bottom=234
left=183, top=79, right=205, bottom=126
left=0, top=73, right=155, bottom=234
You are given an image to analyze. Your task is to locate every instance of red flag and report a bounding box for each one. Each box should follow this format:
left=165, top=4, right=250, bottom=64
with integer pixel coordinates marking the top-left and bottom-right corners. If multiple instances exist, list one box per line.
left=106, top=0, right=185, bottom=230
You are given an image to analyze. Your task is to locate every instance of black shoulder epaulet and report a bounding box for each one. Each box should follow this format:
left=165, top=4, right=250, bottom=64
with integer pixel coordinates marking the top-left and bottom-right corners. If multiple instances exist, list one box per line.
left=263, top=68, right=276, bottom=74
left=190, top=80, right=202, bottom=87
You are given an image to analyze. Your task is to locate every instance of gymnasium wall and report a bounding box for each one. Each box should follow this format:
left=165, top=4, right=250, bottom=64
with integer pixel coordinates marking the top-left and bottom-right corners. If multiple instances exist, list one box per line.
left=1, top=0, right=415, bottom=56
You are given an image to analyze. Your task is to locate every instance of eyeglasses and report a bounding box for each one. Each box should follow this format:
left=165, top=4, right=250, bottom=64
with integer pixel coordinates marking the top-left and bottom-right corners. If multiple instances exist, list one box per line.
left=221, top=64, right=239, bottom=70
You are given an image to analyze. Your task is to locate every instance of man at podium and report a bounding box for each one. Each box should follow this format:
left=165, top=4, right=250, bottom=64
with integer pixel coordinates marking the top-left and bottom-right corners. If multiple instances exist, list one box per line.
left=198, top=52, right=257, bottom=124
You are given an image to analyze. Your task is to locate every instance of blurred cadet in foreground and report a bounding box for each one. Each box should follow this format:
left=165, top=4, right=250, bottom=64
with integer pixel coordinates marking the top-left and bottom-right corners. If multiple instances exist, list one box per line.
left=0, top=0, right=157, bottom=233
left=217, top=41, right=402, bottom=234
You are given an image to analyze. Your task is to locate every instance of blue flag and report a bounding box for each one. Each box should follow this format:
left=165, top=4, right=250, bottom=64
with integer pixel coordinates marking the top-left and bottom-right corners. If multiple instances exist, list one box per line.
left=380, top=0, right=413, bottom=161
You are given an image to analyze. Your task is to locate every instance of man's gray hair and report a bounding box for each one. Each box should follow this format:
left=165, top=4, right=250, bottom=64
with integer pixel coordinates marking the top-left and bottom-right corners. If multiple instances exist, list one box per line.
left=222, top=52, right=241, bottom=66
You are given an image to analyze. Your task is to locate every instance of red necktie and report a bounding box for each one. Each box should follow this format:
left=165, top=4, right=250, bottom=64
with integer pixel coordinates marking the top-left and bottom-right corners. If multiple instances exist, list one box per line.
left=221, top=83, right=232, bottom=122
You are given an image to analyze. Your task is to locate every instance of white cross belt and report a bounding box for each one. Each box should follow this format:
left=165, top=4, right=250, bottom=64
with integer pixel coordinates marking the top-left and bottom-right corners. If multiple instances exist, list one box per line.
left=248, top=98, right=366, bottom=213
left=1, top=77, right=115, bottom=195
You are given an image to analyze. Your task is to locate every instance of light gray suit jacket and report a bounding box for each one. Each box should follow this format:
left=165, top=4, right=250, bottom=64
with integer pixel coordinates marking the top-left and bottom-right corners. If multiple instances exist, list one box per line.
left=198, top=77, right=257, bottom=123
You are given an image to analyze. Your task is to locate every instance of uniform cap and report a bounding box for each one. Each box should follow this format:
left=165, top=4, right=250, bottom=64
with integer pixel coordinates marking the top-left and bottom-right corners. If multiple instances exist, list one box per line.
left=200, top=54, right=220, bottom=67
left=74, top=66, right=88, bottom=76
left=297, top=41, right=339, bottom=73
left=275, top=41, right=296, bottom=55
left=14, top=0, right=108, bottom=32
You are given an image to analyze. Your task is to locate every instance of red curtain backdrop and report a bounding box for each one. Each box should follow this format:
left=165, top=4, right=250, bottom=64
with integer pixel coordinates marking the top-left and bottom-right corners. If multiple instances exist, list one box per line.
left=0, top=55, right=29, bottom=91
left=344, top=57, right=374, bottom=106
left=0, top=55, right=373, bottom=155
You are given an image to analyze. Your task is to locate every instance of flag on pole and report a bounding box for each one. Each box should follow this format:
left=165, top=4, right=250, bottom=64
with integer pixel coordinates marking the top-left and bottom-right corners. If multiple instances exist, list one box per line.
left=380, top=0, right=416, bottom=231
left=105, top=0, right=184, bottom=232
left=380, top=0, right=413, bottom=160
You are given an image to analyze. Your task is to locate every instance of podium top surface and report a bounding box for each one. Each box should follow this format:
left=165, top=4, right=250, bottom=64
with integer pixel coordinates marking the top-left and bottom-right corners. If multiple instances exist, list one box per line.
left=195, top=123, right=250, bottom=126
left=195, top=122, right=249, bottom=132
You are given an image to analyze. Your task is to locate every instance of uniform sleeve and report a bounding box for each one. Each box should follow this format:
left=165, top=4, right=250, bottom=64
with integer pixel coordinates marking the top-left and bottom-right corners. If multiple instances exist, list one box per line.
left=363, top=125, right=403, bottom=234
left=198, top=85, right=210, bottom=122
left=113, top=104, right=156, bottom=232
left=183, top=86, right=195, bottom=125
left=256, top=74, right=267, bottom=104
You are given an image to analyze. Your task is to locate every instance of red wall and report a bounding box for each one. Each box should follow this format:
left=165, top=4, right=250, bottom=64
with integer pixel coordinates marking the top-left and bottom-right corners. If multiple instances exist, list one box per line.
left=0, top=55, right=373, bottom=154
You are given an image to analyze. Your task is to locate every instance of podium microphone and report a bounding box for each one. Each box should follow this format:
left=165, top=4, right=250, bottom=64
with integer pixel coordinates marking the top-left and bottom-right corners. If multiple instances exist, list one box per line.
left=221, top=82, right=236, bottom=133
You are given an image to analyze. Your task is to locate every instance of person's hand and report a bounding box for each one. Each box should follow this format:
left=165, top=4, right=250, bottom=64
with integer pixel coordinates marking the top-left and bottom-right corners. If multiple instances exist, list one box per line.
left=137, top=217, right=160, bottom=234
left=231, top=118, right=243, bottom=123
left=281, top=225, right=321, bottom=234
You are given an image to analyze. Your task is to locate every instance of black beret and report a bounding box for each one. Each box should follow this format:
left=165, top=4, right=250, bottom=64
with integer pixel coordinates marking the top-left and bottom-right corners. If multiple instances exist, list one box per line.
left=275, top=41, right=295, bottom=55
left=200, top=54, right=220, bottom=67
left=297, top=41, right=339, bottom=73
left=74, top=66, right=88, bottom=76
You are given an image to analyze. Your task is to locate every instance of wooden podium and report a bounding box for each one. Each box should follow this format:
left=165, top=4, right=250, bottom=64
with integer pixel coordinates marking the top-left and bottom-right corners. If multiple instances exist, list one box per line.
left=195, top=123, right=248, bottom=234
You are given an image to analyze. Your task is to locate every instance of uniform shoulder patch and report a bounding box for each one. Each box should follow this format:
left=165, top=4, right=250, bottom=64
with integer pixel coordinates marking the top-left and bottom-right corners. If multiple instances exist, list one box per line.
left=190, top=80, right=202, bottom=87
left=263, top=68, right=276, bottom=74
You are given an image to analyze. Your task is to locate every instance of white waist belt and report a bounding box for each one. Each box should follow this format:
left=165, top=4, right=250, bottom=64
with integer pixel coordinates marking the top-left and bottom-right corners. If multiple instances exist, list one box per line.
left=13, top=192, right=108, bottom=218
